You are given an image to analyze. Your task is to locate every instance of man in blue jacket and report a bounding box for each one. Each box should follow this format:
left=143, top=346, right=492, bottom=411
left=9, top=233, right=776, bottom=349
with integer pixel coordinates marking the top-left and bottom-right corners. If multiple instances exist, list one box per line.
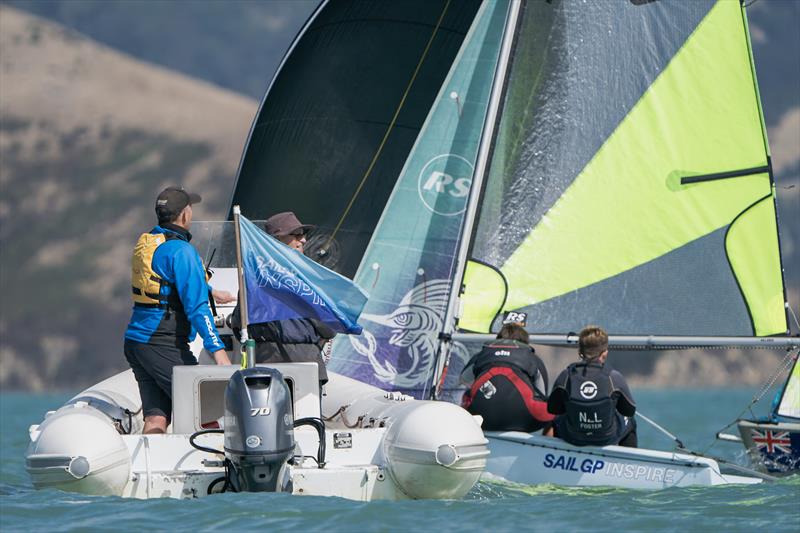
left=125, top=186, right=232, bottom=434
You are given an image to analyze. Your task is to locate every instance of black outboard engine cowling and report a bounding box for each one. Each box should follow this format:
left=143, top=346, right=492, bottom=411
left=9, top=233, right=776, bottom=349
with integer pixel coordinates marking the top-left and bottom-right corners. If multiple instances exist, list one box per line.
left=224, top=368, right=295, bottom=492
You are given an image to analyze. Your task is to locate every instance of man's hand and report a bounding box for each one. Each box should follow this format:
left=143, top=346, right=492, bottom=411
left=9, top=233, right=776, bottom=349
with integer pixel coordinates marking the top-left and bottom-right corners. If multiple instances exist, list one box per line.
left=212, top=289, right=236, bottom=304
left=212, top=349, right=232, bottom=365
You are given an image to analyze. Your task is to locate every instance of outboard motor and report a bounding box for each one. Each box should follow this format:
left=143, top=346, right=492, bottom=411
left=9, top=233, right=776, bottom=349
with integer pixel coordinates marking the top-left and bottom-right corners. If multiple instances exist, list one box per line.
left=223, top=367, right=295, bottom=492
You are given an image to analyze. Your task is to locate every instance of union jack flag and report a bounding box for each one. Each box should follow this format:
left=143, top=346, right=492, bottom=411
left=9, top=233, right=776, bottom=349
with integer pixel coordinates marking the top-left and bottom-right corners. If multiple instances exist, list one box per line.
left=752, top=429, right=793, bottom=455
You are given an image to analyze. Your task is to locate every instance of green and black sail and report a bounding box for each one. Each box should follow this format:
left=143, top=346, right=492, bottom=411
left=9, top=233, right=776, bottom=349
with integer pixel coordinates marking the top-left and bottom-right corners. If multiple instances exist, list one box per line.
left=459, top=0, right=788, bottom=338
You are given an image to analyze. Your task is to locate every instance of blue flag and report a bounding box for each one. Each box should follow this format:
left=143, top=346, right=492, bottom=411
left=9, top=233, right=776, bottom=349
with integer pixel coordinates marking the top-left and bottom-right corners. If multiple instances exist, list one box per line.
left=239, top=215, right=367, bottom=334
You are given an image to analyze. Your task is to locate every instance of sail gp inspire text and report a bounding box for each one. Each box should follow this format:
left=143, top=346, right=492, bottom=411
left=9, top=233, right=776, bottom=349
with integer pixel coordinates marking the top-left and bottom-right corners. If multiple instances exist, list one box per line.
left=254, top=255, right=327, bottom=307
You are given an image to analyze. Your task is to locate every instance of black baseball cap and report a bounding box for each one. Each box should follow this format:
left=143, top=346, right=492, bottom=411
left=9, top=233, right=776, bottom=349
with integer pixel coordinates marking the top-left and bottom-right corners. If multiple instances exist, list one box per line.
left=155, top=186, right=201, bottom=221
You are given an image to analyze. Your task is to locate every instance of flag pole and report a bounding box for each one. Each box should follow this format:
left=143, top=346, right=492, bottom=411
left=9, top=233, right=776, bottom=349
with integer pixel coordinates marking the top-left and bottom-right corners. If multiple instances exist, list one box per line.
left=233, top=205, right=255, bottom=369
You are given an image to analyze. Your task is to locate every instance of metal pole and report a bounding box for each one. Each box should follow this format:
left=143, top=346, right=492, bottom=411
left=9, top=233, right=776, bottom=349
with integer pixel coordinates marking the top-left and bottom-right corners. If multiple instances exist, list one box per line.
left=636, top=410, right=685, bottom=449
left=451, top=332, right=799, bottom=349
left=233, top=205, right=255, bottom=368
left=432, top=0, right=523, bottom=398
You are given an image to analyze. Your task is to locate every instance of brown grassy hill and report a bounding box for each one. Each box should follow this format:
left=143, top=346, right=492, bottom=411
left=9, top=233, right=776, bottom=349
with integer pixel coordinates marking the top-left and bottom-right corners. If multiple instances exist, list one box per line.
left=0, top=6, right=258, bottom=389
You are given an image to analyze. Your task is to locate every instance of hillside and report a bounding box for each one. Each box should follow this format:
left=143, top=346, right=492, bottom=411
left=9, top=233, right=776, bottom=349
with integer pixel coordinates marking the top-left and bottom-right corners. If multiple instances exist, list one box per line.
left=0, top=6, right=258, bottom=389
left=2, top=0, right=318, bottom=99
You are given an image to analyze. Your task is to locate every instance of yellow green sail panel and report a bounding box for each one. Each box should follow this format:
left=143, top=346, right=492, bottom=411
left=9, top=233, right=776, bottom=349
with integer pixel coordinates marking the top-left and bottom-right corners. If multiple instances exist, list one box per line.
left=462, top=0, right=787, bottom=337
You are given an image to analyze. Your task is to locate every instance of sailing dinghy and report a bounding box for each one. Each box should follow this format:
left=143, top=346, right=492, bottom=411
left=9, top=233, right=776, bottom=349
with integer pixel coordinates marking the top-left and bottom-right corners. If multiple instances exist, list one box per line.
left=716, top=348, right=800, bottom=475
left=226, top=0, right=797, bottom=490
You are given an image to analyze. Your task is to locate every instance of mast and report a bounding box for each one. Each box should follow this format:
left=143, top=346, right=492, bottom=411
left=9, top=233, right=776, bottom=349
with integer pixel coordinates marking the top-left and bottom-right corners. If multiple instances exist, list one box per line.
left=431, top=0, right=522, bottom=398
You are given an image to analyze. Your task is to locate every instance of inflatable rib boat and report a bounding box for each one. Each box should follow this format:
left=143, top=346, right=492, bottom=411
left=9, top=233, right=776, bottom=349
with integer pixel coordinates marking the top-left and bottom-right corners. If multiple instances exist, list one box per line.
left=25, top=364, right=488, bottom=500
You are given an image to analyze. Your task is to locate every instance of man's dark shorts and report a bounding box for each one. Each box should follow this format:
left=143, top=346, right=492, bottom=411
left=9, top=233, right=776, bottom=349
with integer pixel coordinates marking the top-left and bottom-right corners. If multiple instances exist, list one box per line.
left=124, top=339, right=197, bottom=422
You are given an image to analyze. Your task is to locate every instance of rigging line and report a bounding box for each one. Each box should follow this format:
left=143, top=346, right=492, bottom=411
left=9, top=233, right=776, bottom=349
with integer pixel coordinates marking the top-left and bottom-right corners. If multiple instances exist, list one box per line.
left=636, top=410, right=774, bottom=481
left=788, top=303, right=800, bottom=333
left=321, top=0, right=452, bottom=253
left=711, top=347, right=798, bottom=445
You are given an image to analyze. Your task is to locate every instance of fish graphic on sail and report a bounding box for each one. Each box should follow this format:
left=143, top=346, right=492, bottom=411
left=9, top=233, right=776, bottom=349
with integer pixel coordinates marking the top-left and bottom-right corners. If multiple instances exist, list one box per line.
left=348, top=279, right=468, bottom=388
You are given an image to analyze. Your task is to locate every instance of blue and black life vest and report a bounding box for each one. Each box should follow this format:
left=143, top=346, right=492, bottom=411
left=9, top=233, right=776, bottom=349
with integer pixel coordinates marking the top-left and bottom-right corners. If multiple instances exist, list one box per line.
left=561, top=362, right=619, bottom=444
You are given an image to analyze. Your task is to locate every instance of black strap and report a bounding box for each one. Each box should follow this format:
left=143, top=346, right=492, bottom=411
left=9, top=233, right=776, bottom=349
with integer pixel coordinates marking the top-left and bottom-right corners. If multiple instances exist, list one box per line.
left=134, top=302, right=169, bottom=309
left=208, top=289, right=218, bottom=316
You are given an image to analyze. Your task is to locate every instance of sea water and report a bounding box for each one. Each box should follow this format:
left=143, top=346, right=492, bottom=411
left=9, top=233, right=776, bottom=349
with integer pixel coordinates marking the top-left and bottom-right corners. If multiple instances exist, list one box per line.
left=1, top=389, right=798, bottom=532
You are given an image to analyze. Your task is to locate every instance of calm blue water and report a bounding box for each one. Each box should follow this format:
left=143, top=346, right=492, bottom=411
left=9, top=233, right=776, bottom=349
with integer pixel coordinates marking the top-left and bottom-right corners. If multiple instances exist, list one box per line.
left=1, top=390, right=798, bottom=532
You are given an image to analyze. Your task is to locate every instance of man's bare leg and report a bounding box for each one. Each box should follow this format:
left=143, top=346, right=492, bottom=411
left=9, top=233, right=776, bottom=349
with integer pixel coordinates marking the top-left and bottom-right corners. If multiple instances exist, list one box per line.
left=143, top=415, right=168, bottom=434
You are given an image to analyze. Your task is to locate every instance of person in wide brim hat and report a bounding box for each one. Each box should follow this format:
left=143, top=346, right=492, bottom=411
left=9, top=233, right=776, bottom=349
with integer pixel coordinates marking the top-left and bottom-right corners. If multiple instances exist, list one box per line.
left=264, top=211, right=314, bottom=253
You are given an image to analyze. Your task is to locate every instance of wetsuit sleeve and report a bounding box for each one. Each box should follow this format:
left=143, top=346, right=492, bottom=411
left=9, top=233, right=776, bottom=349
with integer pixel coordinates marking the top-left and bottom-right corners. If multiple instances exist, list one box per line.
left=547, top=369, right=569, bottom=415
left=166, top=243, right=226, bottom=352
left=459, top=356, right=477, bottom=386
left=611, top=370, right=636, bottom=417
left=533, top=353, right=550, bottom=394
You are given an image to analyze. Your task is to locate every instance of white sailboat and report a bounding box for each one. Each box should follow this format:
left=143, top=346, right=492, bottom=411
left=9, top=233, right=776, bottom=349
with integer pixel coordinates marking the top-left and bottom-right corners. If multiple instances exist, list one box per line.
left=237, top=0, right=794, bottom=490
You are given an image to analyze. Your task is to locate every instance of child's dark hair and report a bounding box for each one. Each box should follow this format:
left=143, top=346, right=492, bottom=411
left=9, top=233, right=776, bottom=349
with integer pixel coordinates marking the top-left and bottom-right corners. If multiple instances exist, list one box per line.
left=497, top=323, right=529, bottom=344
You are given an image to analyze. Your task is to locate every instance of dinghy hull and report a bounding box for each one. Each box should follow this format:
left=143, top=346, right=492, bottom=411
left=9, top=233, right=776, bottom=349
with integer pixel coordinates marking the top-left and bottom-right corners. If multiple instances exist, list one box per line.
left=484, top=431, right=761, bottom=489
left=737, top=420, right=800, bottom=475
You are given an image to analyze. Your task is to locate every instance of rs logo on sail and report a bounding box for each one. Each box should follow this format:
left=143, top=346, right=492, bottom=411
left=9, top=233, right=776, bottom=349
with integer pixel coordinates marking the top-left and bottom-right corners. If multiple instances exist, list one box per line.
left=417, top=154, right=473, bottom=216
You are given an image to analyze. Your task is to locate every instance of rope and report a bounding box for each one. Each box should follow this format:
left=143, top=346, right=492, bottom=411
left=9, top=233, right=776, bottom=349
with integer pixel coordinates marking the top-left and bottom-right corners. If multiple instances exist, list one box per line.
left=710, top=347, right=798, bottom=448
left=321, top=0, right=452, bottom=253
left=324, top=405, right=365, bottom=428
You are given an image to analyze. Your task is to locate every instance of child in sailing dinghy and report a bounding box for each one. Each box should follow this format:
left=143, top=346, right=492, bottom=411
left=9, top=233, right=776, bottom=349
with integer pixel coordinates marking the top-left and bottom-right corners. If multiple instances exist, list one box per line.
left=547, top=325, right=638, bottom=448
left=460, top=313, right=554, bottom=433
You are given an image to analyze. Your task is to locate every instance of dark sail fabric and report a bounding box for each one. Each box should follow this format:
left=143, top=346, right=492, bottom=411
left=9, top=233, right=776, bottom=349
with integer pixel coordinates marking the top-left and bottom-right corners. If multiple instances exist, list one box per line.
left=230, top=0, right=481, bottom=278
left=460, top=0, right=787, bottom=337
left=326, top=0, right=511, bottom=398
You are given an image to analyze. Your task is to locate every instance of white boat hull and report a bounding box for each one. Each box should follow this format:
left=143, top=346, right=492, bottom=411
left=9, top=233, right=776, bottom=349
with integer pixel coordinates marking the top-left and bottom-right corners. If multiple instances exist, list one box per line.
left=26, top=367, right=488, bottom=501
left=484, top=431, right=761, bottom=489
